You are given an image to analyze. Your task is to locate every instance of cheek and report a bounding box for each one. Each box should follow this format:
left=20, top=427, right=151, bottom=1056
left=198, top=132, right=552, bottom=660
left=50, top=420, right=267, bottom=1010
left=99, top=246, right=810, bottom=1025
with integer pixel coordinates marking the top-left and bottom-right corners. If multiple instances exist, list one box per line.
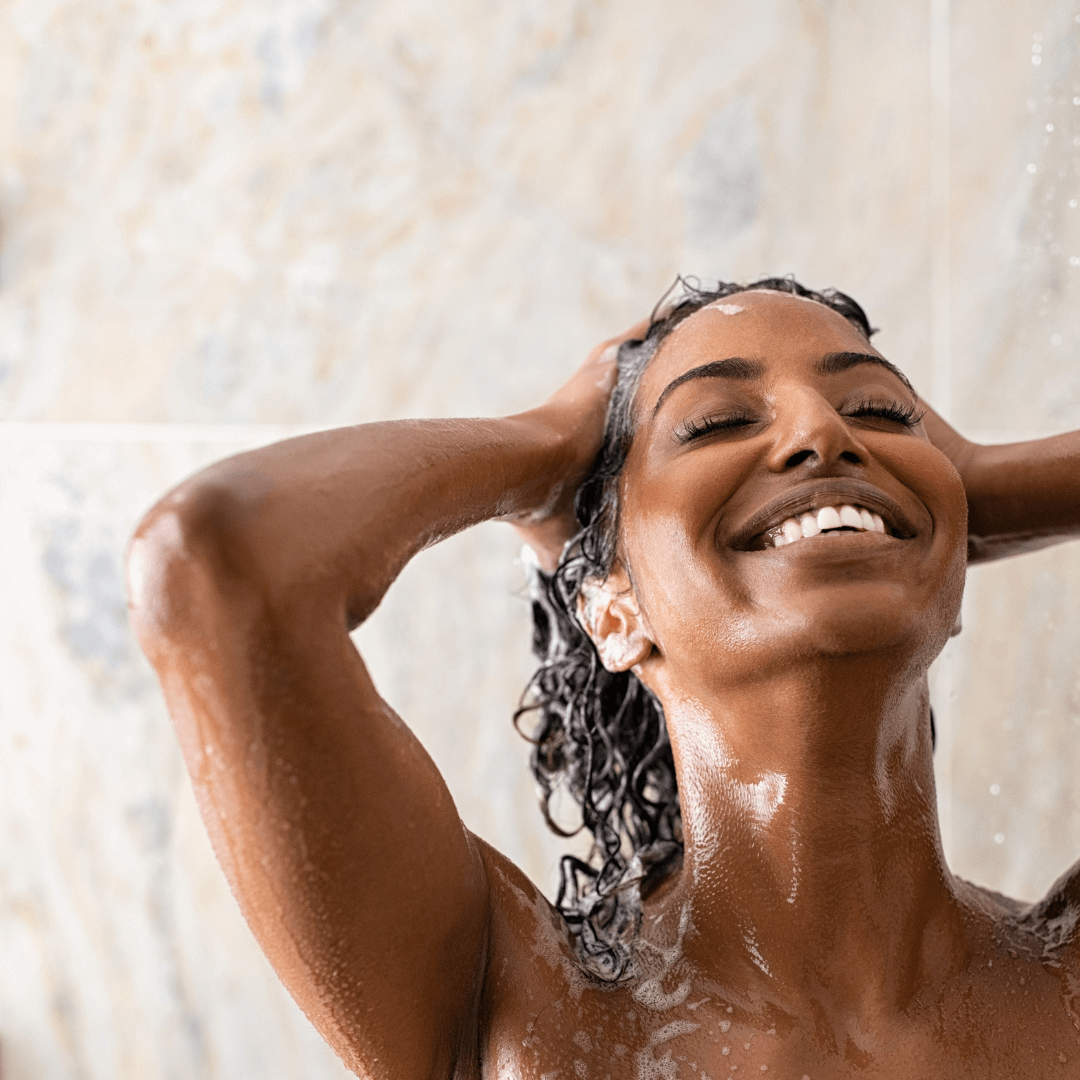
left=619, top=501, right=754, bottom=661
left=894, top=441, right=969, bottom=577
left=618, top=446, right=754, bottom=621
left=915, top=451, right=969, bottom=635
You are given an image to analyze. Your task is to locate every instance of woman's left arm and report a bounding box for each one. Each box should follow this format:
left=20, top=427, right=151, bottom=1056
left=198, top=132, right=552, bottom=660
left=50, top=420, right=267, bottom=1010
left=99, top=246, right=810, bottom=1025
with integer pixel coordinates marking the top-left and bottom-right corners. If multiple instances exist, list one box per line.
left=920, top=401, right=1080, bottom=563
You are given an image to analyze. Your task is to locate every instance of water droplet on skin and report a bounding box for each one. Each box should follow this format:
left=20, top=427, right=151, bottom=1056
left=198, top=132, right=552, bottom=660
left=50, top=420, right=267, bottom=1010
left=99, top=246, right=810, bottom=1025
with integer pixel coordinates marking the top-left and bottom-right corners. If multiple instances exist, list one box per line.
left=1032, top=55, right=1042, bottom=64
left=1046, top=123, right=1054, bottom=131
left=1070, top=199, right=1078, bottom=208
left=990, top=783, right=1001, bottom=795
left=1028, top=163, right=1038, bottom=173
left=994, top=832, right=1006, bottom=844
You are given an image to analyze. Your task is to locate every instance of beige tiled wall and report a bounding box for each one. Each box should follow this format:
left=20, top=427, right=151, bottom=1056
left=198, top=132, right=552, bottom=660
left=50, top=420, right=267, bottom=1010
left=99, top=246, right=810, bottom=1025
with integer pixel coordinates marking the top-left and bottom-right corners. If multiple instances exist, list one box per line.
left=0, top=1, right=1077, bottom=1076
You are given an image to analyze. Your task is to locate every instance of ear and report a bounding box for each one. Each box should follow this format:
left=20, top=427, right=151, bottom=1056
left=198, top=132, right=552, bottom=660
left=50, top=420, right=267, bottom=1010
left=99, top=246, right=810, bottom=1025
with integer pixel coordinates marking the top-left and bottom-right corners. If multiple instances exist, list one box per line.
left=576, top=563, right=654, bottom=672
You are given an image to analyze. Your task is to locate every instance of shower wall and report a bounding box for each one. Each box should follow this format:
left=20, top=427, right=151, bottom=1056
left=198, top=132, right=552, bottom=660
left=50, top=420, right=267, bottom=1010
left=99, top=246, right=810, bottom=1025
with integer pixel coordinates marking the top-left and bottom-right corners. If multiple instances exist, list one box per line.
left=0, top=0, right=1077, bottom=1076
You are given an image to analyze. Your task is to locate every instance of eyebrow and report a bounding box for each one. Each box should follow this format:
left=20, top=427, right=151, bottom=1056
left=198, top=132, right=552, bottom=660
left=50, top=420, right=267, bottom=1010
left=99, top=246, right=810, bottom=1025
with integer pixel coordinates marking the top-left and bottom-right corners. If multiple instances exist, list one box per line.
left=651, top=357, right=765, bottom=416
left=819, top=351, right=916, bottom=397
left=651, top=350, right=915, bottom=417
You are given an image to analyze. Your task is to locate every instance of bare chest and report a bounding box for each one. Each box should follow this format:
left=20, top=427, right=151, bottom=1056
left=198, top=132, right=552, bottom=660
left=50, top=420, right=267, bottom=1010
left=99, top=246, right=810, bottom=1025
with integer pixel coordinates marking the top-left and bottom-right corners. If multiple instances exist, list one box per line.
left=481, top=964, right=1080, bottom=1080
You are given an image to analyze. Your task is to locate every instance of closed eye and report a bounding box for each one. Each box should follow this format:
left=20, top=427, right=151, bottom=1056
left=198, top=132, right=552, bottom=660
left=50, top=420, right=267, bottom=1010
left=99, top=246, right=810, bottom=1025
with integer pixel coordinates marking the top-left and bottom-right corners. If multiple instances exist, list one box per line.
left=674, top=399, right=922, bottom=444
left=843, top=398, right=924, bottom=429
left=674, top=411, right=759, bottom=443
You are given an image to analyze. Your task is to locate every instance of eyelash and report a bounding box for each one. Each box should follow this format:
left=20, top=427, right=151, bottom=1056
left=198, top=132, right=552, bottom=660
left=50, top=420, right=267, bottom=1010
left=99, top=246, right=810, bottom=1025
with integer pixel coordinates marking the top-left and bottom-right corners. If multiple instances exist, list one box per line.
left=675, top=411, right=758, bottom=443
left=845, top=398, right=925, bottom=428
left=674, top=399, right=924, bottom=443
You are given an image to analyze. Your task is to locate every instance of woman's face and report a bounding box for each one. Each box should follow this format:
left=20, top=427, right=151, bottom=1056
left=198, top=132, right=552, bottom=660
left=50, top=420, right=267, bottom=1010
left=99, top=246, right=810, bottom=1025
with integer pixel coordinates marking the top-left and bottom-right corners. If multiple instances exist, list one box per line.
left=615, top=290, right=968, bottom=700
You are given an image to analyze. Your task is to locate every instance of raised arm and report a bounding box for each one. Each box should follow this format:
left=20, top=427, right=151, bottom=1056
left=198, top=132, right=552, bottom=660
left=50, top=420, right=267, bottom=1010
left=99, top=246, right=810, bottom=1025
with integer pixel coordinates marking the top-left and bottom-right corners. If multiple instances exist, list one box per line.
left=125, top=329, right=635, bottom=1078
left=920, top=402, right=1080, bottom=563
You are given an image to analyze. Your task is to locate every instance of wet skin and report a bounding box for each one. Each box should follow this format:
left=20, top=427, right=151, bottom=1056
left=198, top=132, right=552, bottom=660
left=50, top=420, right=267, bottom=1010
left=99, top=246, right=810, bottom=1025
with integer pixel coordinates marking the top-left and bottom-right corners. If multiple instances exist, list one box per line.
left=128, top=292, right=1080, bottom=1078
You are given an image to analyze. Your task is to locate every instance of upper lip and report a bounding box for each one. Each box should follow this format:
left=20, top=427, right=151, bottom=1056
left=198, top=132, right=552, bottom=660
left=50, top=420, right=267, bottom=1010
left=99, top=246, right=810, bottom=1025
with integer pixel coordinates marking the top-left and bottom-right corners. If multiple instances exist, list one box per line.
left=725, top=477, right=919, bottom=550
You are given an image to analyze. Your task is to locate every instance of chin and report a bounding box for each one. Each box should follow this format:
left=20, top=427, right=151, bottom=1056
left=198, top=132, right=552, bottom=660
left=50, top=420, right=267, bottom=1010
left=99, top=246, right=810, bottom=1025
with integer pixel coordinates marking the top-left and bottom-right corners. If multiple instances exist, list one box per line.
left=777, top=581, right=953, bottom=664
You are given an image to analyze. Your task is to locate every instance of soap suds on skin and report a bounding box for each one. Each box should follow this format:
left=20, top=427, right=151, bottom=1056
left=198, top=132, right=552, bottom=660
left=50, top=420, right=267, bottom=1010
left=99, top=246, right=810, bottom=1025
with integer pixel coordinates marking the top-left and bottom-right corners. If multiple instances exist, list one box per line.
left=702, top=302, right=745, bottom=315
left=492, top=863, right=590, bottom=1000
left=632, top=903, right=694, bottom=1010
left=650, top=1020, right=701, bottom=1045
left=743, top=929, right=771, bottom=977
left=635, top=1019, right=701, bottom=1080
left=595, top=342, right=620, bottom=389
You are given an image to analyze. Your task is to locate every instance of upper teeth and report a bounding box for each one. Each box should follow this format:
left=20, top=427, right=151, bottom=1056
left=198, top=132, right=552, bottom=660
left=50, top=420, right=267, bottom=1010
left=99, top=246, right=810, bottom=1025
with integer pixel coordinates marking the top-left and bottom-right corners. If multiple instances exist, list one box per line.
left=765, top=504, right=886, bottom=548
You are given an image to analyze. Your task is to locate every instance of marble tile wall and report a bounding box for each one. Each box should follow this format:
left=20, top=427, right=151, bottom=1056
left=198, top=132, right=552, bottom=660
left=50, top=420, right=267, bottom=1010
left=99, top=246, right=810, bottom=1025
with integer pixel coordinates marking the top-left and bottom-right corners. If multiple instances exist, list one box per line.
left=0, top=1, right=1077, bottom=1076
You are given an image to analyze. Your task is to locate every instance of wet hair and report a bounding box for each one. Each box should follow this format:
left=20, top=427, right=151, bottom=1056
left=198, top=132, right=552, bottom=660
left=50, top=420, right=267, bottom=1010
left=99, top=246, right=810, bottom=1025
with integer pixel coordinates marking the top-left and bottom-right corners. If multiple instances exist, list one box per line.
left=515, top=276, right=877, bottom=980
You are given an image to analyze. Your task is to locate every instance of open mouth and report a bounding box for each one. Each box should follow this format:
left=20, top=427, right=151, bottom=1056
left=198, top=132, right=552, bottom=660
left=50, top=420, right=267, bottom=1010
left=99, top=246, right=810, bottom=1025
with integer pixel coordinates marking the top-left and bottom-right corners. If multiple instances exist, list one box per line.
left=756, top=504, right=891, bottom=550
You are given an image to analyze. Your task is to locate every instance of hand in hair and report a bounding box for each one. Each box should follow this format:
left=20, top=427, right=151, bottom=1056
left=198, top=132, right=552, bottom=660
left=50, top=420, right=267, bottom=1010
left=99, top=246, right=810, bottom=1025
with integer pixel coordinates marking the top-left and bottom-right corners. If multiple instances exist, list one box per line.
left=505, top=318, right=650, bottom=572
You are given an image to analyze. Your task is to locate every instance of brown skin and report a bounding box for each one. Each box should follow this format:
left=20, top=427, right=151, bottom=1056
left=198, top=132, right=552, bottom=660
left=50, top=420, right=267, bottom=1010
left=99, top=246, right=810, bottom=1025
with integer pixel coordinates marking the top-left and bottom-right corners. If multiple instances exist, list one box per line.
left=128, top=292, right=1080, bottom=1078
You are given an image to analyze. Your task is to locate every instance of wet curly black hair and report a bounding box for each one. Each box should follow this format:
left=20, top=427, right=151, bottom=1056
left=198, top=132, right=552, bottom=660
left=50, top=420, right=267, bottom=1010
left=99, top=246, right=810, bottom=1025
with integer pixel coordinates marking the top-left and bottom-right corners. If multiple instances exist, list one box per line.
left=515, top=276, right=877, bottom=980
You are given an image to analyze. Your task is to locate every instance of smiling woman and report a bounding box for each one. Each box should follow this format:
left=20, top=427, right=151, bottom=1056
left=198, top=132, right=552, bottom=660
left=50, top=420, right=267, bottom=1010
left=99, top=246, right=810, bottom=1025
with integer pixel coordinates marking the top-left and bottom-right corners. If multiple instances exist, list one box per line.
left=516, top=278, right=952, bottom=983
left=128, top=277, right=1080, bottom=1078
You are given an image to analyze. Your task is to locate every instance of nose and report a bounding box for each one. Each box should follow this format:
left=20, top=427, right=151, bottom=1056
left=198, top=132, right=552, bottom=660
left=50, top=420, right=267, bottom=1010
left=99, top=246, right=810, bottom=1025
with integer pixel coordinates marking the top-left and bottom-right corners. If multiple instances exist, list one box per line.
left=763, top=388, right=868, bottom=473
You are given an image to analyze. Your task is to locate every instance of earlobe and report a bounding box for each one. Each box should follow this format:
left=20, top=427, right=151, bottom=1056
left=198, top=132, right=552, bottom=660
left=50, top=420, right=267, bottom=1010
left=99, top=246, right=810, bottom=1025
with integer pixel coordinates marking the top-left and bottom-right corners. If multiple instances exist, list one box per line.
left=576, top=567, right=654, bottom=673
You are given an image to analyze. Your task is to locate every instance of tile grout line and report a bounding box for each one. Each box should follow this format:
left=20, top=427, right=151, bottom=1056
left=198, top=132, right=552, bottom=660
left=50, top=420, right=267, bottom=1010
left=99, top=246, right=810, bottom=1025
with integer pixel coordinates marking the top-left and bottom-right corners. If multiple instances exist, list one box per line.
left=930, top=0, right=952, bottom=419
left=0, top=422, right=332, bottom=443
left=929, top=0, right=955, bottom=862
left=0, top=421, right=1043, bottom=445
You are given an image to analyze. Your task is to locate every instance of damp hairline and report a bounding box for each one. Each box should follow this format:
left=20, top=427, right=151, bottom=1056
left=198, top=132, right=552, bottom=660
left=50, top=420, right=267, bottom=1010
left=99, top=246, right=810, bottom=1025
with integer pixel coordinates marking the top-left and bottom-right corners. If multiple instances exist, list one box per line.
left=615, top=285, right=878, bottom=443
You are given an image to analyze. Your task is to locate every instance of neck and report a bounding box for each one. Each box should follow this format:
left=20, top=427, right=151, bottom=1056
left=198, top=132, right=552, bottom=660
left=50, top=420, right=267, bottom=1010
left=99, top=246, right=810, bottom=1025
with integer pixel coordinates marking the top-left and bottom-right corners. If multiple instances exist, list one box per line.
left=655, top=655, right=966, bottom=1013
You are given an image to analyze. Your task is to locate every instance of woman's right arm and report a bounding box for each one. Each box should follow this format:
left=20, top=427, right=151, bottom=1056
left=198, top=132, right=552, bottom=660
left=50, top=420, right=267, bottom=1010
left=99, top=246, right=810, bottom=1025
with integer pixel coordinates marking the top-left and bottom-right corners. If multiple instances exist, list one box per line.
left=125, top=334, right=629, bottom=1078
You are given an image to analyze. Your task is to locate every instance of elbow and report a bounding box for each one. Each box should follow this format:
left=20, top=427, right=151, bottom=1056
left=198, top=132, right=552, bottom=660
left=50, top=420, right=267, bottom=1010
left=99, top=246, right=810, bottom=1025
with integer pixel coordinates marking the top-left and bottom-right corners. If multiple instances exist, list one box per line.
left=127, top=480, right=260, bottom=655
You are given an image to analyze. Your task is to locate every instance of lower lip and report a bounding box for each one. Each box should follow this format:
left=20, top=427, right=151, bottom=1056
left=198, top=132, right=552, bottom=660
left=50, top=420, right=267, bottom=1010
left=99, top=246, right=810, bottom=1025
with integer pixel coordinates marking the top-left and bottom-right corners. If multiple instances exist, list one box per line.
left=749, top=530, right=906, bottom=555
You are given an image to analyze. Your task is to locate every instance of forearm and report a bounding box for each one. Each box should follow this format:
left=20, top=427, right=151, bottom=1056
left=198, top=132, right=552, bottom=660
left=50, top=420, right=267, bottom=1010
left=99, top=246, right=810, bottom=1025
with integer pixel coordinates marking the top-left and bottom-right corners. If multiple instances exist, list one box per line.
left=919, top=401, right=1080, bottom=562
left=961, top=431, right=1080, bottom=562
left=133, top=411, right=574, bottom=632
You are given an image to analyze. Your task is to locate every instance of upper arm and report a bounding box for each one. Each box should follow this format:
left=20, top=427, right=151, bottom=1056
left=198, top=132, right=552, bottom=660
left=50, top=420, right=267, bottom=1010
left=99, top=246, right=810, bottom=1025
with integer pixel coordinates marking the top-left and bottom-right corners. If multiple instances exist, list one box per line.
left=129, top=485, right=492, bottom=1079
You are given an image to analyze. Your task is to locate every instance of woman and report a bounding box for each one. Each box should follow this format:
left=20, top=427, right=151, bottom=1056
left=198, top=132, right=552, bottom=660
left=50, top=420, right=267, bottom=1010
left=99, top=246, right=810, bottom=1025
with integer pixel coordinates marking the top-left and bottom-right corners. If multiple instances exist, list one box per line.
left=128, top=278, right=1080, bottom=1078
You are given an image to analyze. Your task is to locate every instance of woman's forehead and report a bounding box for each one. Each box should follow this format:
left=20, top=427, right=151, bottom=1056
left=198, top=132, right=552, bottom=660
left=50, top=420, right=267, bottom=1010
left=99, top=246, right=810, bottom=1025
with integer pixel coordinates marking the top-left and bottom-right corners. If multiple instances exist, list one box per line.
left=638, top=291, right=882, bottom=410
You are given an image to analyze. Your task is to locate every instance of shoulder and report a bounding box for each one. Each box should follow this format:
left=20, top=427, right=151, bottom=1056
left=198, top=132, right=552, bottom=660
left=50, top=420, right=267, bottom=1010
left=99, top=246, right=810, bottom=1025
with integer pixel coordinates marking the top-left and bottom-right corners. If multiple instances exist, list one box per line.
left=474, top=837, right=582, bottom=980
left=472, top=837, right=608, bottom=1012
left=1014, top=857, right=1080, bottom=965
left=472, top=838, right=651, bottom=1077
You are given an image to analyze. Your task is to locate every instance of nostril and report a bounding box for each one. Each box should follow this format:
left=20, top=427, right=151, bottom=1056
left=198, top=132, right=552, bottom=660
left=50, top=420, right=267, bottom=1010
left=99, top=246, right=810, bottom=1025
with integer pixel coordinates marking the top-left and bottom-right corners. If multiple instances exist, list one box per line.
left=784, top=449, right=814, bottom=468
left=840, top=450, right=861, bottom=464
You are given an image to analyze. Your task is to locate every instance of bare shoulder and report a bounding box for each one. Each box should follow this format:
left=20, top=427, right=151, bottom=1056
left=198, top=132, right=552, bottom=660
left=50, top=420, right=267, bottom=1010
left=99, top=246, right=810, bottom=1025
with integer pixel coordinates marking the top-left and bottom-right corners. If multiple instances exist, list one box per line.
left=472, top=840, right=651, bottom=1077
left=1016, top=857, right=1080, bottom=965
left=474, top=838, right=587, bottom=1000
